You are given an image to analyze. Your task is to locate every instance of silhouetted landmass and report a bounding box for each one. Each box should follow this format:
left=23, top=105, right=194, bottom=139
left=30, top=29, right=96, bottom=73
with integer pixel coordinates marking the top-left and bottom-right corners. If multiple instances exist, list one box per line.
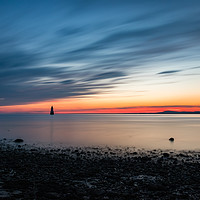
left=158, top=110, right=200, bottom=114
left=73, top=111, right=200, bottom=114
left=119, top=111, right=200, bottom=114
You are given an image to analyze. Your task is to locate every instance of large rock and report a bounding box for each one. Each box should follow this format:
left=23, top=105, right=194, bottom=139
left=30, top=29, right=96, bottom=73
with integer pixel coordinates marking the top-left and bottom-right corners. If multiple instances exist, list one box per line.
left=14, top=139, right=24, bottom=143
left=163, top=153, right=170, bottom=158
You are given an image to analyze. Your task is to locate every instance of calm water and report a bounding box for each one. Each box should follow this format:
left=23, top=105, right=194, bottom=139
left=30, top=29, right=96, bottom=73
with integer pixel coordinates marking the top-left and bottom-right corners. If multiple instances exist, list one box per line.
left=0, top=114, right=200, bottom=150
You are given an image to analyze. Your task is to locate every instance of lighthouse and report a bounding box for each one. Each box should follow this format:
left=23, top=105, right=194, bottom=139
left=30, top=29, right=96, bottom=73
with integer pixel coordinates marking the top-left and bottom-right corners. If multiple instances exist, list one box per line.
left=50, top=106, right=54, bottom=115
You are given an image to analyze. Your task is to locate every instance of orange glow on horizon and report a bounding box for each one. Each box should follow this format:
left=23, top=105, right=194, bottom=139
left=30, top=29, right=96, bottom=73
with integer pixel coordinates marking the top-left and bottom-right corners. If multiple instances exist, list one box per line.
left=0, top=97, right=200, bottom=114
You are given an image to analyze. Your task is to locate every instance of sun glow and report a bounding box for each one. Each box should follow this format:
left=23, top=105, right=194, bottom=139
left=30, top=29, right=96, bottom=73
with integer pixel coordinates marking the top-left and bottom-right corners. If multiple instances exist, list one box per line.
left=1, top=93, right=200, bottom=114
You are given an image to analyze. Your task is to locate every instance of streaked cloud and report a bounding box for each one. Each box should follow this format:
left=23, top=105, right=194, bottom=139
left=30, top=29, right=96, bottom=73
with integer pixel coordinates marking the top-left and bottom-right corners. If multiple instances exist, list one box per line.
left=0, top=0, right=200, bottom=108
left=157, top=70, right=181, bottom=75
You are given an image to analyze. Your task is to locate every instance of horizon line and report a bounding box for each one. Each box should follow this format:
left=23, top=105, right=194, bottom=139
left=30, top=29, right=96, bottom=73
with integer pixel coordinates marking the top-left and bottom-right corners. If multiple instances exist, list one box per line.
left=1, top=111, right=200, bottom=115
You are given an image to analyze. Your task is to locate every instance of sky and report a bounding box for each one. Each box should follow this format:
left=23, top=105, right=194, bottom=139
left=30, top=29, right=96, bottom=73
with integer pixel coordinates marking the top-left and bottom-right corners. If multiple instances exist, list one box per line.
left=0, top=0, right=200, bottom=113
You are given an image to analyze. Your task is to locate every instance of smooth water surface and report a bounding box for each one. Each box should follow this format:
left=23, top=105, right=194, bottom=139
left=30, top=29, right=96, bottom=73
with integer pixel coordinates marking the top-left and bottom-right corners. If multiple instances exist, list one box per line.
left=0, top=114, right=200, bottom=150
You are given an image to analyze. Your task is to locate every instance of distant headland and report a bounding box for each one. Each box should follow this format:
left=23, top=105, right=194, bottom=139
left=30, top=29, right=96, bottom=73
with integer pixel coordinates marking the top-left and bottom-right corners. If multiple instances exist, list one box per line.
left=80, top=111, right=200, bottom=114
left=157, top=111, right=200, bottom=114
left=58, top=111, right=200, bottom=114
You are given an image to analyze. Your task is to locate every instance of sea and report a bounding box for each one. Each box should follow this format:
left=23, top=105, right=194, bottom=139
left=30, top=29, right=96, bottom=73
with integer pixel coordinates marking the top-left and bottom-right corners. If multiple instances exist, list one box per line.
left=0, top=114, right=200, bottom=150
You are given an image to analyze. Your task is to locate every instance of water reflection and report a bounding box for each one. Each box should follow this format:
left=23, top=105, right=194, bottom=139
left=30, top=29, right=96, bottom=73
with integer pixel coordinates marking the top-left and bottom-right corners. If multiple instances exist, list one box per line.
left=0, top=114, right=200, bottom=150
left=50, top=116, right=54, bottom=145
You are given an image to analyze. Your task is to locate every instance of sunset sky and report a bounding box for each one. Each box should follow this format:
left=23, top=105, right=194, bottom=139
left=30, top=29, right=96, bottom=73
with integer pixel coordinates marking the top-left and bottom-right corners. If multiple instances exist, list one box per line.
left=0, top=0, right=200, bottom=113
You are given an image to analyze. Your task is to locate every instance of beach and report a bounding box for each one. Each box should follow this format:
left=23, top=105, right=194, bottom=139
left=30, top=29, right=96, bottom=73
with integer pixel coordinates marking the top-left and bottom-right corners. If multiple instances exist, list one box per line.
left=0, top=140, right=200, bottom=200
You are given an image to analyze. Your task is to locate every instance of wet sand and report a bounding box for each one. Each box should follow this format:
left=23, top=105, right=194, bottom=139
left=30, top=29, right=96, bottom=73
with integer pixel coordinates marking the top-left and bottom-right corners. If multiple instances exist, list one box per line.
left=0, top=140, right=200, bottom=200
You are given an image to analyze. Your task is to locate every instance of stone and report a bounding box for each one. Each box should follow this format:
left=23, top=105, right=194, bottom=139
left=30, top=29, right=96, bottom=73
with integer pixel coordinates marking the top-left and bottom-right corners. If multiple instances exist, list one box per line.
left=169, top=138, right=174, bottom=142
left=14, top=139, right=24, bottom=143
left=163, top=153, right=170, bottom=158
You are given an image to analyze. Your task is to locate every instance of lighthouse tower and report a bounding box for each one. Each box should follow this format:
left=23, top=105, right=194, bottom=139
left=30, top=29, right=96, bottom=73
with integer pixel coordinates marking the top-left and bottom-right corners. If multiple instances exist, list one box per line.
left=50, top=106, right=54, bottom=115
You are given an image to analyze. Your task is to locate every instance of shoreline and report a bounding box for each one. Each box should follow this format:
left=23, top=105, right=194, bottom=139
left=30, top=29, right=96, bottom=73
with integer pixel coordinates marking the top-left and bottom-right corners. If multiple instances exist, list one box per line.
left=1, top=141, right=200, bottom=199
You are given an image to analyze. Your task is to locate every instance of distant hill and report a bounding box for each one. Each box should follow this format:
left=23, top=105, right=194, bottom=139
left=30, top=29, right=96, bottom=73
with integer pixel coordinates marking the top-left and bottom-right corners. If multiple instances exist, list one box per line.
left=97, top=111, right=200, bottom=114
left=158, top=111, right=200, bottom=114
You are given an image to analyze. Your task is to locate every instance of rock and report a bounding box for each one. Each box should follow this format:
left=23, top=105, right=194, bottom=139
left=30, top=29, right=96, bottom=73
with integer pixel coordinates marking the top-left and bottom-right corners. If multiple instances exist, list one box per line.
left=148, top=183, right=165, bottom=191
left=0, top=190, right=10, bottom=198
left=169, top=137, right=174, bottom=142
left=163, top=153, right=170, bottom=158
left=14, top=139, right=24, bottom=143
left=12, top=190, right=22, bottom=195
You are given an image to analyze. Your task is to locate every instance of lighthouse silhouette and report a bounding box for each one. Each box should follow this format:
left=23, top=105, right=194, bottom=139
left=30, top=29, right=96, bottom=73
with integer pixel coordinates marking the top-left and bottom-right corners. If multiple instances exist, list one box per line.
left=50, top=106, right=54, bottom=115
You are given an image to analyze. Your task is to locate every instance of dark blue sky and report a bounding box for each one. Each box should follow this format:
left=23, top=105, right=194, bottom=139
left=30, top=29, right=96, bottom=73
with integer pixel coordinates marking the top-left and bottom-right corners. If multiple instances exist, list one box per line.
left=0, top=0, right=200, bottom=106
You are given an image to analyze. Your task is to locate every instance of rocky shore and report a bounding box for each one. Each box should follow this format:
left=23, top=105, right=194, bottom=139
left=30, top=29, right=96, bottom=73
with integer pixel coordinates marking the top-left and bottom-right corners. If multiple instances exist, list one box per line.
left=0, top=140, right=200, bottom=200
